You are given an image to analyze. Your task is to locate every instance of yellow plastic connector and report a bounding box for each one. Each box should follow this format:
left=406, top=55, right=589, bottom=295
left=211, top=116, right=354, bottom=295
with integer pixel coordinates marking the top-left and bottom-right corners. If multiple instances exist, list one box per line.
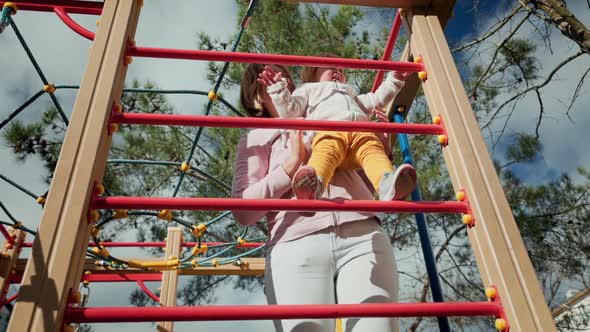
left=43, top=84, right=56, bottom=93
left=211, top=258, right=219, bottom=267
left=113, top=209, right=128, bottom=219
left=418, top=71, right=428, bottom=81
left=157, top=209, right=173, bottom=221
left=113, top=103, right=123, bottom=113
left=95, top=182, right=105, bottom=195
left=207, top=91, right=218, bottom=101
left=87, top=210, right=99, bottom=223
left=191, top=244, right=208, bottom=256
left=109, top=123, right=119, bottom=133
left=437, top=134, right=448, bottom=146
left=124, top=56, right=133, bottom=65
left=462, top=214, right=473, bottom=226
left=455, top=191, right=465, bottom=202
left=91, top=226, right=101, bottom=238
left=180, top=162, right=191, bottom=172
left=485, top=287, right=497, bottom=300
left=3, top=3, right=18, bottom=15
left=192, top=223, right=207, bottom=237
left=13, top=221, right=22, bottom=228
left=63, top=325, right=75, bottom=332
left=495, top=318, right=507, bottom=331
left=414, top=56, right=423, bottom=64
left=237, top=237, right=246, bottom=245
left=70, top=289, right=82, bottom=304
left=36, top=196, right=45, bottom=204
left=4, top=243, right=13, bottom=250
left=432, top=115, right=441, bottom=125
left=397, top=105, right=406, bottom=113
left=92, top=246, right=110, bottom=257
left=191, top=259, right=198, bottom=268
left=128, top=258, right=179, bottom=269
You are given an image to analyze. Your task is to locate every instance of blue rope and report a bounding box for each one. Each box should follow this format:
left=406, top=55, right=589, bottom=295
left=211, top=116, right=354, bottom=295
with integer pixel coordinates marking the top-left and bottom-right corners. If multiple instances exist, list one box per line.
left=392, top=108, right=451, bottom=332
left=8, top=17, right=69, bottom=126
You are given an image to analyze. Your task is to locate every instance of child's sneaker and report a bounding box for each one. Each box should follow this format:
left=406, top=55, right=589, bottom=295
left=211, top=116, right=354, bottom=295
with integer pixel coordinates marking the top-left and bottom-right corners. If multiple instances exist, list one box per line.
left=378, top=164, right=417, bottom=201
left=292, top=165, right=323, bottom=200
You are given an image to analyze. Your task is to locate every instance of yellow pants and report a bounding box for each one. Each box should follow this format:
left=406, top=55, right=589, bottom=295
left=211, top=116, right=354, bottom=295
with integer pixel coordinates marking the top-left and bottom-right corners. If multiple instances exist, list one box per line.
left=308, top=131, right=393, bottom=191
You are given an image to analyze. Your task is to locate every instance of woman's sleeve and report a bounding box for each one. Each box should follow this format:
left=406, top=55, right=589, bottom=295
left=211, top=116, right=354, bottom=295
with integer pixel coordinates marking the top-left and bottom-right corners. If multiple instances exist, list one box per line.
left=355, top=71, right=405, bottom=112
left=267, top=79, right=308, bottom=118
left=231, top=133, right=293, bottom=226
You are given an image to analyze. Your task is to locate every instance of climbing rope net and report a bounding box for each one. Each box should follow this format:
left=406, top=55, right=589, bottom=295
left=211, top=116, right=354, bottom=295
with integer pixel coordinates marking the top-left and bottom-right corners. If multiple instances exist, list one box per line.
left=0, top=0, right=266, bottom=301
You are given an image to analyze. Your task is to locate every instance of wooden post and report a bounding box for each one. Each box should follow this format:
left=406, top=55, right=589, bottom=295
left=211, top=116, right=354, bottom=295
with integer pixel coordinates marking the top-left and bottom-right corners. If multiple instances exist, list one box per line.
left=7, top=1, right=142, bottom=331
left=157, top=227, right=183, bottom=332
left=0, top=229, right=25, bottom=304
left=406, top=9, right=556, bottom=331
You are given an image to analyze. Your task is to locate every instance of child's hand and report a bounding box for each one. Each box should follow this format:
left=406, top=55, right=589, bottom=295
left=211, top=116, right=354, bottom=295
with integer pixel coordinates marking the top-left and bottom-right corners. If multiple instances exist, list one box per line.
left=391, top=70, right=408, bottom=81
left=257, top=66, right=283, bottom=86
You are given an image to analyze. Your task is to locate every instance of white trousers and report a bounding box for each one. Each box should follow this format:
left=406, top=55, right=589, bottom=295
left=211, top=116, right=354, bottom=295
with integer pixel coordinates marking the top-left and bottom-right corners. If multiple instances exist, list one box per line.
left=265, top=219, right=399, bottom=332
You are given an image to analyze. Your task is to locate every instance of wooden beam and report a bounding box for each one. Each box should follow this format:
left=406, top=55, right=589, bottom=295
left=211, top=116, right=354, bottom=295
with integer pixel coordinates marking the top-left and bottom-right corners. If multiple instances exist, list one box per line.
left=407, top=10, right=556, bottom=331
left=157, top=228, right=183, bottom=332
left=7, top=1, right=142, bottom=331
left=13, top=257, right=266, bottom=277
left=0, top=229, right=25, bottom=301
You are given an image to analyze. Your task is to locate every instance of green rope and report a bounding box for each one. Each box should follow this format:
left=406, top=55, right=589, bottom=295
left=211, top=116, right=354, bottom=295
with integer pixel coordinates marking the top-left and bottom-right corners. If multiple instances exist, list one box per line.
left=172, top=1, right=259, bottom=197
left=0, top=201, right=18, bottom=223
left=106, top=159, right=231, bottom=191
left=0, top=89, right=45, bottom=130
left=0, top=173, right=38, bottom=199
left=9, top=18, right=69, bottom=126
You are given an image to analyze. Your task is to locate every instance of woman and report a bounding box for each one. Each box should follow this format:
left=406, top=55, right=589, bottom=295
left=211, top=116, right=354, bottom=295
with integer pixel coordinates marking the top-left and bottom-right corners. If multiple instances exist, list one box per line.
left=232, top=63, right=399, bottom=332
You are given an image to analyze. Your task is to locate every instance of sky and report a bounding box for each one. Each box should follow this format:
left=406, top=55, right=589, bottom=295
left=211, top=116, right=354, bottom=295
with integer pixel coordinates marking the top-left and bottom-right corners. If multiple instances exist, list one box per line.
left=0, top=1, right=589, bottom=331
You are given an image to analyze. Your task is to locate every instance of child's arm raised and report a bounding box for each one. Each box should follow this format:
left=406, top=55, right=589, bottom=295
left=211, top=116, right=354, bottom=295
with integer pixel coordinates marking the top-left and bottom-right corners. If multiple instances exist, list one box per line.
left=259, top=66, right=308, bottom=118
left=355, top=71, right=406, bottom=113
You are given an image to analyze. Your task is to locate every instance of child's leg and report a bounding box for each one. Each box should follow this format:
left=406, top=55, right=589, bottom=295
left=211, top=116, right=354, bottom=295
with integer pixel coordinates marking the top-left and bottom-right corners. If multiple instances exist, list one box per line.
left=307, top=131, right=348, bottom=190
left=347, top=132, right=393, bottom=191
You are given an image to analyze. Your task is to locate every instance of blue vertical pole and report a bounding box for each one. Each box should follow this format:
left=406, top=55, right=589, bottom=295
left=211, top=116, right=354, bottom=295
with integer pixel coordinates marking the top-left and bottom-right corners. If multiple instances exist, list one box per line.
left=392, top=106, right=450, bottom=332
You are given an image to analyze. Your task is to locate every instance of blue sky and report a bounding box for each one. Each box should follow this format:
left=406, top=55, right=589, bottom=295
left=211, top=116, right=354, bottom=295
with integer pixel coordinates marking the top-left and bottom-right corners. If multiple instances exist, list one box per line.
left=0, top=1, right=589, bottom=331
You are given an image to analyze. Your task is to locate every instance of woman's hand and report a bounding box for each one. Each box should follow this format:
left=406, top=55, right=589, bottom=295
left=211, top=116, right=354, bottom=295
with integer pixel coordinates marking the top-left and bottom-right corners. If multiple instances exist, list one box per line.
left=257, top=66, right=283, bottom=86
left=370, top=106, right=389, bottom=123
left=282, top=130, right=308, bottom=178
left=370, top=106, right=392, bottom=152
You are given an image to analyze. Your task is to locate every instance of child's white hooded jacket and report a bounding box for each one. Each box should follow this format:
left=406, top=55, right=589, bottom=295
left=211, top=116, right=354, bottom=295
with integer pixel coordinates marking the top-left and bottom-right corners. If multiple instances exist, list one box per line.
left=267, top=71, right=405, bottom=122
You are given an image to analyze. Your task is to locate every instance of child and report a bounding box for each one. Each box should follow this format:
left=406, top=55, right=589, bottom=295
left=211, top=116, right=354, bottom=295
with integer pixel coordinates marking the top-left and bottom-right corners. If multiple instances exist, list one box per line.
left=258, top=63, right=417, bottom=201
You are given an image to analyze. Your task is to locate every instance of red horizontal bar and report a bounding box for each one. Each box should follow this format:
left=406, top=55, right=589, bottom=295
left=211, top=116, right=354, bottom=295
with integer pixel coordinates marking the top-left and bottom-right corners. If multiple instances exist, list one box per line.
left=93, top=197, right=469, bottom=214
left=129, top=47, right=424, bottom=72
left=82, top=273, right=163, bottom=283
left=89, top=242, right=264, bottom=248
left=1, top=1, right=103, bottom=15
left=54, top=6, right=95, bottom=40
left=66, top=302, right=501, bottom=323
left=112, top=113, right=444, bottom=135
left=22, top=241, right=265, bottom=248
